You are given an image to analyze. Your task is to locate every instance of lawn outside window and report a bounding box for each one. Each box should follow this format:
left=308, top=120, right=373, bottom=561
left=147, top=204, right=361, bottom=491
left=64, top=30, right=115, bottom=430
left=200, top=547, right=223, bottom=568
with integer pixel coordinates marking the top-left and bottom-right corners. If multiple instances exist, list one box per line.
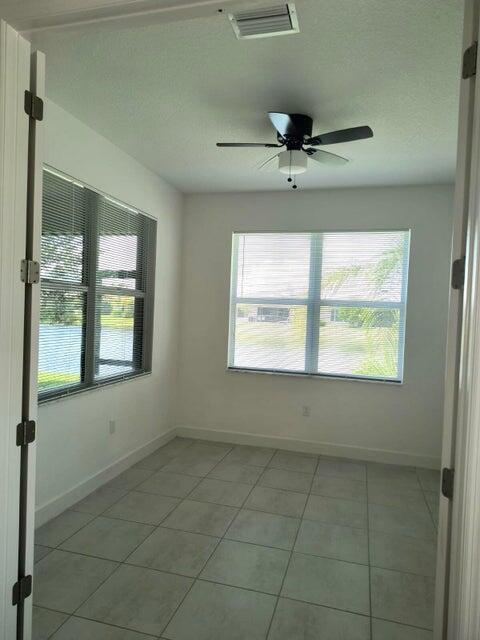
left=228, top=230, right=410, bottom=382
left=38, top=167, right=156, bottom=402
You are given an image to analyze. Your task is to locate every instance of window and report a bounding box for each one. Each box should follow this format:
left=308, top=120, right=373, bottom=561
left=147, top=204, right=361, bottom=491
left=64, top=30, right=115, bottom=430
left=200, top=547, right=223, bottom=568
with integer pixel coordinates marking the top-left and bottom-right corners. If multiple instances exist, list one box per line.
left=39, top=168, right=156, bottom=401
left=228, top=230, right=410, bottom=382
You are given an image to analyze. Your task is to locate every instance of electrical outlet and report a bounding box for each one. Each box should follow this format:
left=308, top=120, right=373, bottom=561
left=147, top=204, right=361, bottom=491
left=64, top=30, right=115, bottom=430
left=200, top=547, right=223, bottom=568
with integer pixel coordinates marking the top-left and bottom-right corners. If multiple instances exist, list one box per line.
left=108, top=419, right=116, bottom=434
left=302, top=405, right=310, bottom=417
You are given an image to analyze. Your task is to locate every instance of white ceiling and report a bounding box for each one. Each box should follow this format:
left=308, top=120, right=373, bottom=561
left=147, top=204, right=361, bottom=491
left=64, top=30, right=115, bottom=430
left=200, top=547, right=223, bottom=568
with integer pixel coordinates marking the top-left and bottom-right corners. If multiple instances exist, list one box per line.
left=31, top=0, right=464, bottom=193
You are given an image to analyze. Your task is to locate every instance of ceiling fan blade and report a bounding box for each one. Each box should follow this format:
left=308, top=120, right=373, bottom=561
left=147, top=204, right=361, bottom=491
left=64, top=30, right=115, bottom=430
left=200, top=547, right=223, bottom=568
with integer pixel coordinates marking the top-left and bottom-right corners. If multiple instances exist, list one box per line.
left=268, top=112, right=304, bottom=138
left=217, top=142, right=282, bottom=148
left=307, top=125, right=373, bottom=146
left=306, top=148, right=349, bottom=166
left=256, top=153, right=280, bottom=172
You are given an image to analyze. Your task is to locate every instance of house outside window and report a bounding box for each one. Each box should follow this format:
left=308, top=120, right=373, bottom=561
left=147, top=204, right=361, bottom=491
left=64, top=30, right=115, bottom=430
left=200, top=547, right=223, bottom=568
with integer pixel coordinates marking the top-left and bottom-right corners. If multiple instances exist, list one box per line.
left=228, top=230, right=410, bottom=382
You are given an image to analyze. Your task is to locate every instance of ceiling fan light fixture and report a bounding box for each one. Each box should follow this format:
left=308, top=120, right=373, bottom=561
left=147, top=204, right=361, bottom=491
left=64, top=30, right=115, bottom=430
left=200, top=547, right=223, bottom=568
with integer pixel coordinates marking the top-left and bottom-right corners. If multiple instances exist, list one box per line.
left=278, top=150, right=307, bottom=175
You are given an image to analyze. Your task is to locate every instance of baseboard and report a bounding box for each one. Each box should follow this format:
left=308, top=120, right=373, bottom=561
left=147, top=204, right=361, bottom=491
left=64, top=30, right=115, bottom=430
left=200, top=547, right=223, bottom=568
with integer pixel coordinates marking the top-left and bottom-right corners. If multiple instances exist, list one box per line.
left=175, top=425, right=441, bottom=469
left=35, top=424, right=440, bottom=527
left=35, top=428, right=177, bottom=527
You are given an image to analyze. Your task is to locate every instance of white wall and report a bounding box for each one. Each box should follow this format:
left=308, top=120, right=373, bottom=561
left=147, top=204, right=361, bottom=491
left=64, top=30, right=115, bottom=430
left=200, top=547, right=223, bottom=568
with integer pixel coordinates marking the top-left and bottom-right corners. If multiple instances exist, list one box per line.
left=36, top=100, right=183, bottom=523
left=176, top=185, right=454, bottom=468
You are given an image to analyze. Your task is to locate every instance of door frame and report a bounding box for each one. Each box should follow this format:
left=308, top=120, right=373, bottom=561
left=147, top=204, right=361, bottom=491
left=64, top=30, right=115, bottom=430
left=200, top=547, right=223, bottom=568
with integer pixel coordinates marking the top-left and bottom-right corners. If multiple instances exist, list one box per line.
left=435, top=0, right=480, bottom=637
left=0, top=20, right=32, bottom=640
left=0, top=21, right=44, bottom=640
left=20, top=48, right=45, bottom=640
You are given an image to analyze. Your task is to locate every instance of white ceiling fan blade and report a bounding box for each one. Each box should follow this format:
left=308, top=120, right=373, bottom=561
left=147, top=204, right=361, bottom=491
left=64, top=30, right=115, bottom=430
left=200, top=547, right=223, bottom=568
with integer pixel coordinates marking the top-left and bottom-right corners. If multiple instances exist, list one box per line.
left=256, top=153, right=280, bottom=172
left=307, top=148, right=349, bottom=166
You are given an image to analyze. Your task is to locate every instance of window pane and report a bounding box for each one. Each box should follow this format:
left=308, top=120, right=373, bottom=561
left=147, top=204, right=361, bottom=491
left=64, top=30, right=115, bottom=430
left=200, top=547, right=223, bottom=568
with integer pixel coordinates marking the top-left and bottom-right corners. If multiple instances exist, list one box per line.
left=320, top=232, right=408, bottom=302
left=235, top=233, right=311, bottom=299
left=97, top=199, right=145, bottom=290
left=231, top=303, right=307, bottom=371
left=42, top=170, right=86, bottom=283
left=40, top=168, right=156, bottom=401
left=95, top=294, right=143, bottom=379
left=38, top=289, right=85, bottom=393
left=317, top=306, right=401, bottom=379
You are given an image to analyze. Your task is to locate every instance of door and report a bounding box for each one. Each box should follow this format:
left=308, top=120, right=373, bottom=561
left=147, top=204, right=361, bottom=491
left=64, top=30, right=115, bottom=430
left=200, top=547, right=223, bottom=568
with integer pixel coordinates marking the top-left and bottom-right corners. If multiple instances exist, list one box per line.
left=0, top=20, right=44, bottom=640
left=434, top=0, right=480, bottom=637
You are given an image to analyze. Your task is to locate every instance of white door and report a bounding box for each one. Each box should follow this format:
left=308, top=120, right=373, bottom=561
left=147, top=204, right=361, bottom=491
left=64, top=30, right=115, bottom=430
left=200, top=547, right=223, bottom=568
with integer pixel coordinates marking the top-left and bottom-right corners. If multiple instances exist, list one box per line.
left=0, top=20, right=44, bottom=640
left=435, top=0, right=480, bottom=638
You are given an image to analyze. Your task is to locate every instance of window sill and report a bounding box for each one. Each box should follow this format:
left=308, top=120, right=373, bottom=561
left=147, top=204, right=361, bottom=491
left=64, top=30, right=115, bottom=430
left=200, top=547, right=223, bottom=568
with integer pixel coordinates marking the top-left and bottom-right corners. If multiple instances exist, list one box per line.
left=38, top=370, right=152, bottom=406
left=227, top=367, right=403, bottom=386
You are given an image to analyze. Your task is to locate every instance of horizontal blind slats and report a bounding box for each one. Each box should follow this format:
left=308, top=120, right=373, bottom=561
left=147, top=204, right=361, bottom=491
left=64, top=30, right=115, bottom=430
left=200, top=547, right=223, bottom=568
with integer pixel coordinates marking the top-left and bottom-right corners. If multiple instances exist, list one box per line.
left=39, top=168, right=156, bottom=399
left=38, top=289, right=86, bottom=393
left=96, top=197, right=147, bottom=292
left=94, top=195, right=149, bottom=380
left=230, top=231, right=410, bottom=381
left=41, top=171, right=87, bottom=284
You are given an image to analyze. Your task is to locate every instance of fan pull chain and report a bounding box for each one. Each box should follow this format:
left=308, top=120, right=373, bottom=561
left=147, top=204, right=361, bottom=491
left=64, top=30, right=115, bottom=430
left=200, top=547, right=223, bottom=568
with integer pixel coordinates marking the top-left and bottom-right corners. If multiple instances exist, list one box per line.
left=285, top=150, right=298, bottom=189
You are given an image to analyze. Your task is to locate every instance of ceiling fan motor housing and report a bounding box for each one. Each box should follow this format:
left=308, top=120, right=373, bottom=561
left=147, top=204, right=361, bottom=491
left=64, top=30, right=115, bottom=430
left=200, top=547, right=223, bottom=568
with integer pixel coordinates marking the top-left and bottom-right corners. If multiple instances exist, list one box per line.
left=278, top=113, right=313, bottom=148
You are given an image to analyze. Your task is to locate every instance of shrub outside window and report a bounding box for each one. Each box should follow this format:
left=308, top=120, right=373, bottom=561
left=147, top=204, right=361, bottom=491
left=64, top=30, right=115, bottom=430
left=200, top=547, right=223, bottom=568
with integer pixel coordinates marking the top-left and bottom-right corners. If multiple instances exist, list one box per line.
left=228, top=230, right=410, bottom=382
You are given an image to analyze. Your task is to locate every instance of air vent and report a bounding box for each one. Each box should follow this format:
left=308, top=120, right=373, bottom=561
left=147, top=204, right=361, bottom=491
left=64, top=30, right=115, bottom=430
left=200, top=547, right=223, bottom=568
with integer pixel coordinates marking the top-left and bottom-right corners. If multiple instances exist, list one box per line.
left=228, top=3, right=299, bottom=40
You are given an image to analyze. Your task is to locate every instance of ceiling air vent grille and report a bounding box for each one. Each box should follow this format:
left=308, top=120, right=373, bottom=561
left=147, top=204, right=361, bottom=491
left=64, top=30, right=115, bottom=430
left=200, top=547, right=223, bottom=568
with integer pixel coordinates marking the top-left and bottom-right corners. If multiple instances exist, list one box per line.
left=229, top=3, right=299, bottom=39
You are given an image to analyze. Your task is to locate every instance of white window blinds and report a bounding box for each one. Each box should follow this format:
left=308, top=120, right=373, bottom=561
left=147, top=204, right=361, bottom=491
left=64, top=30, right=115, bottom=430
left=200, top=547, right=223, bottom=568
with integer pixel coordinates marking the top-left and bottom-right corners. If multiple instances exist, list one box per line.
left=229, top=230, right=410, bottom=382
left=39, top=168, right=156, bottom=400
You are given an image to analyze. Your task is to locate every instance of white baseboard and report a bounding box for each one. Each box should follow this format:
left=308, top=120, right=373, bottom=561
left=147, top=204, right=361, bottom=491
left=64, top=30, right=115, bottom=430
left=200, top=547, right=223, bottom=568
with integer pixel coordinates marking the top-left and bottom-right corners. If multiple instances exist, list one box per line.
left=176, top=425, right=441, bottom=469
left=35, top=428, right=177, bottom=527
left=35, top=424, right=441, bottom=528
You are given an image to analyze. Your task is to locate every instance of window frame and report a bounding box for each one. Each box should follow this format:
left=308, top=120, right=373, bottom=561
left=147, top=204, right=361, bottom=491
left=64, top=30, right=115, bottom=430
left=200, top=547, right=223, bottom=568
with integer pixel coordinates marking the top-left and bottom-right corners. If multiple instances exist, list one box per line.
left=39, top=167, right=156, bottom=403
left=227, top=230, right=410, bottom=383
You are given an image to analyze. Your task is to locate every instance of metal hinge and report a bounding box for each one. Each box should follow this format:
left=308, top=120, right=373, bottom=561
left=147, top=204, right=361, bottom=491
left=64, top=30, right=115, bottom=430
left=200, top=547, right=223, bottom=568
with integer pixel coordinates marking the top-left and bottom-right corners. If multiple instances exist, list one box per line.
left=16, top=420, right=36, bottom=447
left=12, top=575, right=32, bottom=606
left=20, top=259, right=40, bottom=284
left=451, top=256, right=466, bottom=290
left=463, top=41, right=478, bottom=79
left=442, top=467, right=455, bottom=500
left=24, top=90, right=44, bottom=121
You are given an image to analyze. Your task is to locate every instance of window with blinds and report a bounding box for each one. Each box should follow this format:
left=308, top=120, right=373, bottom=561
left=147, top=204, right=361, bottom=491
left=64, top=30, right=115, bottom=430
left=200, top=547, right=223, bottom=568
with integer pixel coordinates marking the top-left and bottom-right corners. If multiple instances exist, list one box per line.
left=39, top=168, right=156, bottom=401
left=228, top=230, right=410, bottom=382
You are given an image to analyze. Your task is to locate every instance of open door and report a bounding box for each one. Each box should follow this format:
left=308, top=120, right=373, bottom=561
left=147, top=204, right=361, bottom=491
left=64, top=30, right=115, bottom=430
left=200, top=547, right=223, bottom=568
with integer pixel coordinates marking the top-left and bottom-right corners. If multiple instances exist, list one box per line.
left=0, top=20, right=44, bottom=640
left=435, top=0, right=480, bottom=637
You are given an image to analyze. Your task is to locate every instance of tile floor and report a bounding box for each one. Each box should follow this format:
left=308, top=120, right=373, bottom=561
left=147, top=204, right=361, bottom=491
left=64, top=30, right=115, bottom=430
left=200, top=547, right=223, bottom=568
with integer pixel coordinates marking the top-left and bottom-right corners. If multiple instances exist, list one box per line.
left=33, top=437, right=440, bottom=640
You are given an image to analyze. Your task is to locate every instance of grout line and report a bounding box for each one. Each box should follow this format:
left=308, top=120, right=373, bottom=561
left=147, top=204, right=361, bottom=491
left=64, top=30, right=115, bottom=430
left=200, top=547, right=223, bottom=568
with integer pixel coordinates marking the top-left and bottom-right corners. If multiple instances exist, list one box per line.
left=36, top=513, right=97, bottom=552
left=144, top=440, right=242, bottom=637
left=34, top=595, right=436, bottom=637
left=40, top=530, right=437, bottom=582
left=33, top=606, right=71, bottom=640
left=58, top=453, right=206, bottom=626
left=58, top=611, right=158, bottom=638
left=264, top=454, right=320, bottom=639
left=35, top=439, right=439, bottom=639
left=416, top=468, right=439, bottom=529
left=158, top=445, right=283, bottom=637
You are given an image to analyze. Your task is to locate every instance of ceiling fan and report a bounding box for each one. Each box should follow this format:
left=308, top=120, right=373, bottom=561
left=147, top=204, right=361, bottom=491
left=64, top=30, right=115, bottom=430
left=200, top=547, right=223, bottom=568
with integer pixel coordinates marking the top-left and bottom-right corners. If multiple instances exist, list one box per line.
left=217, top=112, right=373, bottom=189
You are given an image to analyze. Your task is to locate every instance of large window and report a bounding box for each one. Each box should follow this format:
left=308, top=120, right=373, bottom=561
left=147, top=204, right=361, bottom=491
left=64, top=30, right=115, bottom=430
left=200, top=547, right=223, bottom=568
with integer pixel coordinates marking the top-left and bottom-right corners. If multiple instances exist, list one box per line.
left=228, top=230, right=410, bottom=382
left=39, top=168, right=156, bottom=401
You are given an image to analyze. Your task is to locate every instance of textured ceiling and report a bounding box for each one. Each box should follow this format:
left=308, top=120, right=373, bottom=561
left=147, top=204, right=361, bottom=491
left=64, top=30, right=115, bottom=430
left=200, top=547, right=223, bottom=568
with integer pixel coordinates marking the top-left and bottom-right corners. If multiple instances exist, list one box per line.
left=32, top=0, right=463, bottom=193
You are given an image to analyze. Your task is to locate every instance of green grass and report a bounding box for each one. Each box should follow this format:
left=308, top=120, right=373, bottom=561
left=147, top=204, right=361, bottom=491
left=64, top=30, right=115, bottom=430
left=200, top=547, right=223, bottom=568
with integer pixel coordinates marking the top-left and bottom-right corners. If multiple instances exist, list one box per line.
left=235, top=319, right=398, bottom=377
left=38, top=371, right=80, bottom=390
left=100, top=315, right=133, bottom=329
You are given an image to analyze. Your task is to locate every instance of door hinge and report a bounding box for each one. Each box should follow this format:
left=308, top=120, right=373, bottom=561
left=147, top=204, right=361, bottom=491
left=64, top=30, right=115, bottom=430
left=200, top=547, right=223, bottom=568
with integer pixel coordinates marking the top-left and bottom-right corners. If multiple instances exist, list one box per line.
left=442, top=467, right=455, bottom=500
left=24, top=90, right=44, bottom=121
left=463, top=41, right=478, bottom=79
left=12, top=575, right=32, bottom=606
left=16, top=420, right=36, bottom=447
left=20, top=259, right=40, bottom=284
left=451, top=256, right=466, bottom=290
